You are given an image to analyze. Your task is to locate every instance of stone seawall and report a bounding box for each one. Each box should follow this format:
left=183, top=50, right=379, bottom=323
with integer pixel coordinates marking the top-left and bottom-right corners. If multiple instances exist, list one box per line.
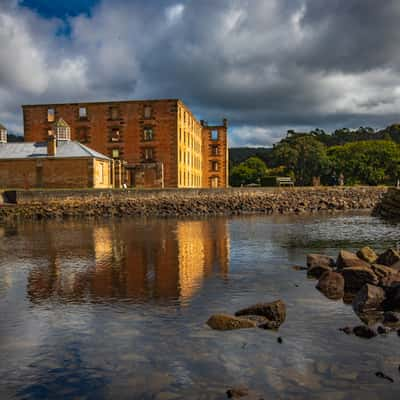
left=373, top=187, right=400, bottom=219
left=0, top=187, right=386, bottom=222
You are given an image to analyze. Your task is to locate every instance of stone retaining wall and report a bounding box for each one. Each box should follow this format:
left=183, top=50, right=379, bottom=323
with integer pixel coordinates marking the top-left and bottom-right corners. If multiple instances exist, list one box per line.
left=373, top=188, right=400, bottom=219
left=0, top=187, right=386, bottom=222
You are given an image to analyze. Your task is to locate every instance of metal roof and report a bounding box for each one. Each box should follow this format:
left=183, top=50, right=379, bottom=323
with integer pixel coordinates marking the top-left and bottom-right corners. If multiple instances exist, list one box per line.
left=0, top=141, right=110, bottom=160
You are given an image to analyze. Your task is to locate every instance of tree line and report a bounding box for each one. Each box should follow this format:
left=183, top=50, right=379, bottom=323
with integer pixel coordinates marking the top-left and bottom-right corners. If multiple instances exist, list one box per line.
left=229, top=124, right=400, bottom=186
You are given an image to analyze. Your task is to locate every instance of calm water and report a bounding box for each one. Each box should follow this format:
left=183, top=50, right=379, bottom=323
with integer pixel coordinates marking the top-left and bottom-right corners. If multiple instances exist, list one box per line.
left=1, top=212, right=400, bottom=399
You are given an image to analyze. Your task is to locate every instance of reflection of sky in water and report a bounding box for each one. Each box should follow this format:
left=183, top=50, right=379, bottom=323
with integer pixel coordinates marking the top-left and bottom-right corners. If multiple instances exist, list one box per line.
left=0, top=212, right=400, bottom=399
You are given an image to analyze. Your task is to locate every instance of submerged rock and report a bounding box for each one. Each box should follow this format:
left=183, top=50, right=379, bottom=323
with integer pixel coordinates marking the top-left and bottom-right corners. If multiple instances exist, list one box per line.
left=342, top=267, right=379, bottom=292
left=235, top=300, right=286, bottom=327
left=206, top=314, right=257, bottom=330
left=357, top=247, right=378, bottom=264
left=376, top=248, right=400, bottom=267
left=383, top=311, right=400, bottom=325
left=316, top=271, right=344, bottom=300
left=353, top=325, right=377, bottom=338
left=337, top=250, right=371, bottom=270
left=226, top=387, right=249, bottom=398
left=352, top=284, right=385, bottom=313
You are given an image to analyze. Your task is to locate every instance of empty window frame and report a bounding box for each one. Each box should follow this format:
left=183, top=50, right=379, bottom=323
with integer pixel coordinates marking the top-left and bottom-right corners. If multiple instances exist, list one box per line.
left=211, top=161, right=219, bottom=172
left=110, top=128, right=121, bottom=142
left=47, top=108, right=55, bottom=122
left=144, top=147, right=154, bottom=161
left=211, top=129, right=219, bottom=140
left=143, top=127, right=153, bottom=141
left=144, top=106, right=152, bottom=119
left=77, top=127, right=89, bottom=142
left=212, top=145, right=219, bottom=156
left=110, top=106, right=119, bottom=120
left=211, top=176, right=219, bottom=188
left=79, top=107, right=87, bottom=119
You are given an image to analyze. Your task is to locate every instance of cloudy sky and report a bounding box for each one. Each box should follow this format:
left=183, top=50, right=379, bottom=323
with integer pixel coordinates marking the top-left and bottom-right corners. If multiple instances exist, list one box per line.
left=1, top=0, right=400, bottom=147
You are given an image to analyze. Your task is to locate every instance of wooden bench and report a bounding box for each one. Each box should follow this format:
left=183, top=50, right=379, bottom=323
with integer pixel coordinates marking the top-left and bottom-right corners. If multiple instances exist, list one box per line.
left=276, top=177, right=294, bottom=187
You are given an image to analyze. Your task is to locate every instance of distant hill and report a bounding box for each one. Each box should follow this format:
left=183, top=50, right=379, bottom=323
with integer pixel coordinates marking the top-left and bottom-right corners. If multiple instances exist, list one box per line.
left=7, top=134, right=24, bottom=142
left=229, top=147, right=273, bottom=168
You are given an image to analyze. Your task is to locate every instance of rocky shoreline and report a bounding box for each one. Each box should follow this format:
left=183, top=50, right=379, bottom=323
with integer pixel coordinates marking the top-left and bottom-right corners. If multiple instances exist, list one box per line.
left=0, top=187, right=386, bottom=222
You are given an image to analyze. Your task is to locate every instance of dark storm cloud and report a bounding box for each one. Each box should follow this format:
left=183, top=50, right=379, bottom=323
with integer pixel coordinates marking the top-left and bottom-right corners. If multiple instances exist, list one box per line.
left=0, top=0, right=399, bottom=146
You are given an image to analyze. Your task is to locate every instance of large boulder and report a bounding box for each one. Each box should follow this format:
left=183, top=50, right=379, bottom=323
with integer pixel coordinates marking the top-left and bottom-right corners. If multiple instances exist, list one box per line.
left=206, top=314, right=257, bottom=330
left=376, top=248, right=400, bottom=267
left=371, top=264, right=400, bottom=287
left=307, top=254, right=335, bottom=269
left=352, top=284, right=385, bottom=313
left=337, top=250, right=371, bottom=270
left=316, top=271, right=345, bottom=300
left=235, top=300, right=286, bottom=327
left=342, top=266, right=379, bottom=292
left=357, top=247, right=378, bottom=264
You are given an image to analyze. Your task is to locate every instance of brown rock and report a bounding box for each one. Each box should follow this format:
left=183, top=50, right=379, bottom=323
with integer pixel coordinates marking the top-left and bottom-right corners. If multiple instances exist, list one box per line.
left=383, top=311, right=400, bottom=325
left=307, top=264, right=332, bottom=279
left=352, top=284, right=385, bottom=313
left=337, top=250, right=371, bottom=270
left=357, top=247, right=378, bottom=264
left=376, top=248, right=400, bottom=267
left=383, top=284, right=400, bottom=310
left=316, top=271, right=345, bottom=300
left=342, top=266, right=379, bottom=292
left=371, top=264, right=400, bottom=286
left=206, top=314, right=257, bottom=330
left=307, top=254, right=335, bottom=269
left=235, top=300, right=286, bottom=327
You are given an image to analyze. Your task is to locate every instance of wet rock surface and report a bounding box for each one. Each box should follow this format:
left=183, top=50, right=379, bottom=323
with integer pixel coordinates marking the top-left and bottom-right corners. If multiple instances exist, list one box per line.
left=337, top=250, right=371, bottom=270
left=207, top=300, right=286, bottom=332
left=235, top=300, right=286, bottom=327
left=206, top=314, right=257, bottom=330
left=357, top=247, right=378, bottom=264
left=342, top=267, right=379, bottom=291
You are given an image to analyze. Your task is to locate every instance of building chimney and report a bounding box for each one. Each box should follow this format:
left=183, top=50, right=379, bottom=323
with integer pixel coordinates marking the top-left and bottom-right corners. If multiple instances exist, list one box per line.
left=222, top=118, right=228, bottom=128
left=47, top=133, right=57, bottom=156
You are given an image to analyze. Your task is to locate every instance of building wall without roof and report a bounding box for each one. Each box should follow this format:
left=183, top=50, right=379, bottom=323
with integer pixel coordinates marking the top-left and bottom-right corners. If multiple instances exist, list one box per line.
left=22, top=99, right=228, bottom=188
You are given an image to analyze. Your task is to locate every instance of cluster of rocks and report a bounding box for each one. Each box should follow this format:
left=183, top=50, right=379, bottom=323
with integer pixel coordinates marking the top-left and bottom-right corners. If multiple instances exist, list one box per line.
left=306, top=247, right=400, bottom=337
left=373, top=187, right=400, bottom=220
left=207, top=300, right=286, bottom=331
left=0, top=187, right=385, bottom=222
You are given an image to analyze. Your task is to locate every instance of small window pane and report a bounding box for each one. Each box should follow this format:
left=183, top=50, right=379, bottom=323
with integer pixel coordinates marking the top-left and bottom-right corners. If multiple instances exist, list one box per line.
left=144, top=106, right=152, bottom=118
left=111, top=129, right=120, bottom=142
left=143, top=127, right=153, bottom=141
left=211, top=129, right=218, bottom=140
left=47, top=109, right=55, bottom=122
left=110, top=107, right=119, bottom=120
left=144, top=148, right=153, bottom=160
left=112, top=149, right=120, bottom=158
left=79, top=107, right=87, bottom=118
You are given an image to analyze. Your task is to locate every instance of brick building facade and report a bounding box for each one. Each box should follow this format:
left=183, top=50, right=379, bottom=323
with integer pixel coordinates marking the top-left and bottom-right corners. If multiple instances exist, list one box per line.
left=0, top=123, right=115, bottom=189
left=22, top=99, right=228, bottom=188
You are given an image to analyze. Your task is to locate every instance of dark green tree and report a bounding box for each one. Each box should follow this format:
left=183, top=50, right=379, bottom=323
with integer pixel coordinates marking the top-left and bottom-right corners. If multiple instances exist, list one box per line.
left=229, top=156, right=267, bottom=186
left=271, top=135, right=330, bottom=185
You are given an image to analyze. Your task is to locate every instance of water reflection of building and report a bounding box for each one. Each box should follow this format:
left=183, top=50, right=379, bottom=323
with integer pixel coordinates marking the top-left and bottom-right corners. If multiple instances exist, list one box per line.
left=26, top=219, right=230, bottom=304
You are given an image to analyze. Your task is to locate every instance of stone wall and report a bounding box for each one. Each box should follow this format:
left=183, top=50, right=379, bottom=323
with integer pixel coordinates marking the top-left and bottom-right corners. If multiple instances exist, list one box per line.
left=0, top=186, right=386, bottom=222
left=373, top=187, right=400, bottom=219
